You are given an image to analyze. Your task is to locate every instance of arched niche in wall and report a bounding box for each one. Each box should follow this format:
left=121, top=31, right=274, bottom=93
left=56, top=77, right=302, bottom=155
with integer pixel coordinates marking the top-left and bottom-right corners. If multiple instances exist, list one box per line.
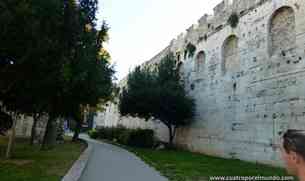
left=269, top=6, right=296, bottom=56
left=176, top=51, right=181, bottom=62
left=177, top=61, right=183, bottom=72
left=195, top=51, right=206, bottom=72
left=222, top=35, right=239, bottom=75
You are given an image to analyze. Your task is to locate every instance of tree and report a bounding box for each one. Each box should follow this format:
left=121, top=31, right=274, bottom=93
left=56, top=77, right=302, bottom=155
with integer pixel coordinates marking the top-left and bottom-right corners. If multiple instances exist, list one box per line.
left=41, top=0, right=114, bottom=145
left=58, top=0, right=114, bottom=142
left=0, top=0, right=114, bottom=153
left=119, top=53, right=195, bottom=147
left=0, top=0, right=66, bottom=156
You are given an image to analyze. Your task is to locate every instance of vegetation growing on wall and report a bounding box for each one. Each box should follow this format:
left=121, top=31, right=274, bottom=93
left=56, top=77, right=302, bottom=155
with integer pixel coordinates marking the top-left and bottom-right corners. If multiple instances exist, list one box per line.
left=228, top=12, right=239, bottom=28
left=186, top=43, right=197, bottom=58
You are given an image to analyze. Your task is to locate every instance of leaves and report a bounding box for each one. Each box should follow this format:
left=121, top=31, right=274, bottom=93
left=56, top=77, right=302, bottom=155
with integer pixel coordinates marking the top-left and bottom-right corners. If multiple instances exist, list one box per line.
left=228, top=12, right=239, bottom=28
left=0, top=0, right=114, bottom=130
left=186, top=43, right=196, bottom=58
left=0, top=110, right=12, bottom=135
left=119, top=52, right=195, bottom=130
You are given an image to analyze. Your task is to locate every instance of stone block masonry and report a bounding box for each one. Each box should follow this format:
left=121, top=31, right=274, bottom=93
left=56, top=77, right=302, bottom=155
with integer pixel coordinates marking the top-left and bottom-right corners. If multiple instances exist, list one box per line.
left=94, top=0, right=305, bottom=167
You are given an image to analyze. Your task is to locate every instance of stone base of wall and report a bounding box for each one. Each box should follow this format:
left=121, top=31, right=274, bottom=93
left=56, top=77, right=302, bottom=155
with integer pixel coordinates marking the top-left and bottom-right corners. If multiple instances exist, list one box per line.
left=175, top=126, right=284, bottom=167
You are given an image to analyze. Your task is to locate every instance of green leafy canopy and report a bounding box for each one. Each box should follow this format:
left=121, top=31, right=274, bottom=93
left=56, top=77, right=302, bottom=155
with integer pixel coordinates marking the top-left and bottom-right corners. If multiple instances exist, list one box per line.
left=0, top=0, right=115, bottom=141
left=119, top=53, right=195, bottom=145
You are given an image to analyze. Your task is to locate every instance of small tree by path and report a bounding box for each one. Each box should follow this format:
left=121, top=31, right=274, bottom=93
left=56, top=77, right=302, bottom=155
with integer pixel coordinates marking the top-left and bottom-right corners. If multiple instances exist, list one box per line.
left=59, top=1, right=114, bottom=142
left=119, top=53, right=195, bottom=147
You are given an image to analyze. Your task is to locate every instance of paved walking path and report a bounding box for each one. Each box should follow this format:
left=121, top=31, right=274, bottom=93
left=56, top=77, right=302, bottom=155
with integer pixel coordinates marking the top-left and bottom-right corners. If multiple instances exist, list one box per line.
left=79, top=135, right=168, bottom=181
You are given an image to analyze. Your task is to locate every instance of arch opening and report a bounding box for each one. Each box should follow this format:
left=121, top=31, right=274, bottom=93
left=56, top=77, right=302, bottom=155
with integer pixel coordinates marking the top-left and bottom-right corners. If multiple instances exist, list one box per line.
left=269, top=6, right=296, bottom=56
left=222, top=35, right=239, bottom=74
left=195, top=51, right=205, bottom=72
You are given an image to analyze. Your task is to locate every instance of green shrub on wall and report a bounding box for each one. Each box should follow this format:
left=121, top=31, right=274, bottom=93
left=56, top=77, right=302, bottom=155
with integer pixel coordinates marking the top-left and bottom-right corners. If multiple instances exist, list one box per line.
left=228, top=12, right=239, bottom=28
left=186, top=43, right=196, bottom=58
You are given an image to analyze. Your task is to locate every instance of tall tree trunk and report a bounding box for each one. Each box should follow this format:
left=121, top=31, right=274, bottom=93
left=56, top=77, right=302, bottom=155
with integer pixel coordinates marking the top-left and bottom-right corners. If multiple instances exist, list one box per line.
left=72, top=120, right=81, bottom=142
left=41, top=115, right=57, bottom=150
left=30, top=114, right=39, bottom=145
left=6, top=113, right=17, bottom=159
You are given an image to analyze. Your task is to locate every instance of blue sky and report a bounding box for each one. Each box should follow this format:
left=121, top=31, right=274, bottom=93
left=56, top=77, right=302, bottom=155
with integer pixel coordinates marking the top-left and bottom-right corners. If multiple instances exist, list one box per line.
left=97, top=0, right=222, bottom=80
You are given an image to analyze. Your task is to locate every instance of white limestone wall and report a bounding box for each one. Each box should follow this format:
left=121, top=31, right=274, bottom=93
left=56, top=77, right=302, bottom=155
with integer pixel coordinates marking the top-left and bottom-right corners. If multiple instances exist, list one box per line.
left=97, top=0, right=305, bottom=167
left=15, top=114, right=49, bottom=143
left=174, top=0, right=305, bottom=167
left=15, top=115, right=33, bottom=137
left=94, top=103, right=169, bottom=142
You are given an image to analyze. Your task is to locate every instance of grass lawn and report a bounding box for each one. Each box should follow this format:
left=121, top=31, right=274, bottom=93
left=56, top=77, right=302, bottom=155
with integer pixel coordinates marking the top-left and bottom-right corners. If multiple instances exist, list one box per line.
left=128, top=147, right=291, bottom=181
left=0, top=136, right=86, bottom=181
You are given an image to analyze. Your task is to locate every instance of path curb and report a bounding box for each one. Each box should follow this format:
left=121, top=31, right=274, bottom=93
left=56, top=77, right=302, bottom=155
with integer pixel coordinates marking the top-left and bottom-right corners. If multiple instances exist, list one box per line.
left=62, top=140, right=92, bottom=181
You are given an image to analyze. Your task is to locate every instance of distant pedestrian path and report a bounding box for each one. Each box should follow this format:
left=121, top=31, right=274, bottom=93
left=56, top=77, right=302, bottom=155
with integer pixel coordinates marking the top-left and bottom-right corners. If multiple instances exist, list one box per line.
left=79, top=135, right=168, bottom=181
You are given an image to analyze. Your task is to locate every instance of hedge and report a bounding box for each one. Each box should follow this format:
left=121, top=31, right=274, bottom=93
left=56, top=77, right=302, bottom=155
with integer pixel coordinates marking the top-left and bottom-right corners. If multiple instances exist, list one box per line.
left=89, top=126, right=155, bottom=148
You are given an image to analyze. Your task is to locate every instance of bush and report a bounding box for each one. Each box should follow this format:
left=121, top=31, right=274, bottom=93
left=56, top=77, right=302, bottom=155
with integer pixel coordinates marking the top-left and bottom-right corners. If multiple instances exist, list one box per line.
left=97, top=127, right=112, bottom=140
left=98, top=127, right=108, bottom=138
left=94, top=126, right=155, bottom=148
left=88, top=129, right=98, bottom=139
left=117, top=129, right=131, bottom=145
left=128, top=129, right=154, bottom=148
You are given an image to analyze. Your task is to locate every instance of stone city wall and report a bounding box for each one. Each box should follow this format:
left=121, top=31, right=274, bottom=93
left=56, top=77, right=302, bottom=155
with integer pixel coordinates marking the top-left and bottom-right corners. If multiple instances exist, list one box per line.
left=95, top=0, right=305, bottom=166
